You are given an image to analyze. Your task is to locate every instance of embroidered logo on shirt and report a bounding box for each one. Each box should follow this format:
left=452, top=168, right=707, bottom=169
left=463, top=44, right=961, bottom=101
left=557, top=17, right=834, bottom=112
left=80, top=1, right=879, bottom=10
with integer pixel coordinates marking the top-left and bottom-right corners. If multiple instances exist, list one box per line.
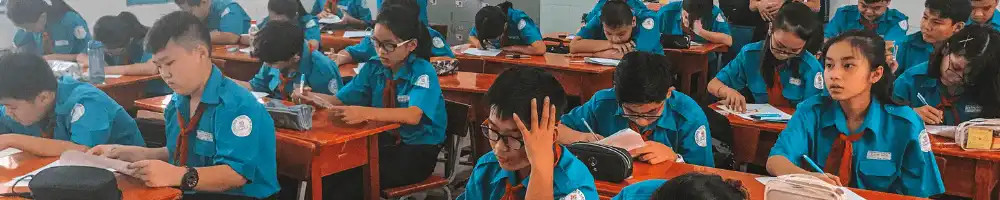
left=967, top=104, right=983, bottom=113
left=222, top=8, right=231, bottom=17
left=433, top=37, right=446, bottom=48
left=415, top=74, right=430, bottom=88
left=55, top=40, right=69, bottom=46
left=695, top=125, right=707, bottom=147
left=814, top=73, right=824, bottom=89
left=899, top=20, right=908, bottom=30
left=397, top=95, right=410, bottom=103
left=561, top=189, right=586, bottom=200
left=518, top=19, right=527, bottom=30
left=866, top=151, right=892, bottom=160
left=196, top=130, right=214, bottom=142
left=232, top=115, right=253, bottom=137
left=716, top=13, right=726, bottom=23
left=71, top=103, right=85, bottom=123
left=74, top=26, right=87, bottom=39
left=327, top=79, right=340, bottom=94
left=642, top=18, right=655, bottom=30
left=789, top=77, right=802, bottom=86
left=919, top=130, right=932, bottom=152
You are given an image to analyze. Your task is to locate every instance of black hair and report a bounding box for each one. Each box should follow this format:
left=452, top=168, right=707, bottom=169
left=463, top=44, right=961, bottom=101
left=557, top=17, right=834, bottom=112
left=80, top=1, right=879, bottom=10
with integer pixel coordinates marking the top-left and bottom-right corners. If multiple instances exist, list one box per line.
left=0, top=51, right=58, bottom=101
left=374, top=0, right=432, bottom=60
left=926, top=25, right=1000, bottom=116
left=682, top=0, right=714, bottom=29
left=862, top=0, right=890, bottom=3
left=269, top=0, right=309, bottom=20
left=925, top=0, right=973, bottom=24
left=174, top=0, right=203, bottom=6
left=6, top=0, right=76, bottom=25
left=474, top=1, right=513, bottom=44
left=485, top=67, right=568, bottom=126
left=821, top=30, right=900, bottom=106
left=146, top=11, right=212, bottom=56
left=252, top=20, right=305, bottom=63
left=581, top=13, right=589, bottom=24
left=615, top=52, right=675, bottom=104
left=760, top=2, right=820, bottom=88
left=651, top=173, right=748, bottom=200
left=94, top=12, right=149, bottom=49
left=600, top=0, right=633, bottom=28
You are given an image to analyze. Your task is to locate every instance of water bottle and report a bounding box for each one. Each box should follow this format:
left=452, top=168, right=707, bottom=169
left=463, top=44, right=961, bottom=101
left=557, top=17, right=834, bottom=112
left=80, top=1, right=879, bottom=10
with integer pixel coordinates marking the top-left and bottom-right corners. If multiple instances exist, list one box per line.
left=87, top=41, right=106, bottom=84
left=247, top=21, right=259, bottom=51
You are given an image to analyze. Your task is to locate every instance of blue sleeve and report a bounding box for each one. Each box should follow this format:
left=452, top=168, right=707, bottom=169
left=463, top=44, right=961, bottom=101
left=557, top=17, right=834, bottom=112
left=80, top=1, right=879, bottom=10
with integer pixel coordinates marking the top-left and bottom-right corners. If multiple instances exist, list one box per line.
left=304, top=17, right=323, bottom=44
left=896, top=124, right=945, bottom=197
left=768, top=106, right=814, bottom=167
left=716, top=48, right=749, bottom=90
left=67, top=14, right=92, bottom=54
left=335, top=64, right=373, bottom=106
left=67, top=98, right=115, bottom=147
left=137, top=52, right=153, bottom=63
left=248, top=67, right=273, bottom=93
left=404, top=72, right=444, bottom=124
left=309, top=53, right=344, bottom=95
left=825, top=13, right=843, bottom=39
left=559, top=97, right=604, bottom=136
left=519, top=18, right=543, bottom=45
left=678, top=115, right=715, bottom=167
left=345, top=36, right=376, bottom=62
left=711, top=10, right=732, bottom=36
left=349, top=1, right=372, bottom=23
left=892, top=74, right=920, bottom=106
left=312, top=0, right=326, bottom=15
left=470, top=27, right=478, bottom=37
left=458, top=157, right=493, bottom=200
left=212, top=104, right=276, bottom=183
left=428, top=29, right=456, bottom=58
left=885, top=18, right=909, bottom=43
left=218, top=4, right=252, bottom=35
left=576, top=17, right=604, bottom=40
left=0, top=107, right=13, bottom=134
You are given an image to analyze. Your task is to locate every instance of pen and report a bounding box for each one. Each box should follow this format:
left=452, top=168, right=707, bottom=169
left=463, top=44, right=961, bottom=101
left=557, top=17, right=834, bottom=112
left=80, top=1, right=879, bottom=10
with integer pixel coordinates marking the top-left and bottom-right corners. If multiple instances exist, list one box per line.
left=298, top=75, right=306, bottom=95
left=581, top=119, right=601, bottom=141
left=802, top=155, right=825, bottom=173
left=917, top=93, right=929, bottom=106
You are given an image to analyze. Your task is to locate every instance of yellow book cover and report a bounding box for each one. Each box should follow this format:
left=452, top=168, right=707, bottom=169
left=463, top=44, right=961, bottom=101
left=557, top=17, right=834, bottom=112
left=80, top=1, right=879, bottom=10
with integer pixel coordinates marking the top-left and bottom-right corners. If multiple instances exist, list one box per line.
left=967, top=127, right=994, bottom=150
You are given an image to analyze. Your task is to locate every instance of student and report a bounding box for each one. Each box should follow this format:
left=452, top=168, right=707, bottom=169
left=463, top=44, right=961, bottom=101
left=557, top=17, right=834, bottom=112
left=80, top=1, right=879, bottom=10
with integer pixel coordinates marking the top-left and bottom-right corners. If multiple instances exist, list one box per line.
left=255, top=0, right=321, bottom=48
left=329, top=0, right=454, bottom=66
left=969, top=0, right=1000, bottom=31
left=825, top=0, right=908, bottom=43
left=708, top=2, right=824, bottom=112
left=82, top=12, right=172, bottom=97
left=893, top=26, right=1000, bottom=126
left=767, top=30, right=944, bottom=197
left=468, top=1, right=546, bottom=55
left=175, top=0, right=251, bottom=45
left=558, top=52, right=715, bottom=167
left=0, top=51, right=145, bottom=157
left=234, top=20, right=343, bottom=100
left=586, top=0, right=648, bottom=22
left=6, top=0, right=89, bottom=61
left=572, top=0, right=663, bottom=59
left=88, top=12, right=279, bottom=199
left=612, top=173, right=748, bottom=200
left=894, top=0, right=970, bottom=75
left=658, top=0, right=733, bottom=46
left=317, top=0, right=372, bottom=28
left=457, top=67, right=598, bottom=200
left=293, top=2, right=446, bottom=199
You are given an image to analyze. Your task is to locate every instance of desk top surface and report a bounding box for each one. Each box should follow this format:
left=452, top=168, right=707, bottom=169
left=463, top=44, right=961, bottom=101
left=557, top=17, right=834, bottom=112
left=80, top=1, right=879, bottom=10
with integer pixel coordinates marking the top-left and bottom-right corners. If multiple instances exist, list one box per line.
left=95, top=75, right=161, bottom=89
left=0, top=153, right=181, bottom=200
left=457, top=53, right=615, bottom=74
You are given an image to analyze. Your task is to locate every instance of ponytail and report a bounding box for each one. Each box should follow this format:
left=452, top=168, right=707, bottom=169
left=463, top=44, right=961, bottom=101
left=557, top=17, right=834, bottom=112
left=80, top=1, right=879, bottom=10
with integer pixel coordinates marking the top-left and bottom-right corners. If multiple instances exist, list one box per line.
left=377, top=2, right=432, bottom=59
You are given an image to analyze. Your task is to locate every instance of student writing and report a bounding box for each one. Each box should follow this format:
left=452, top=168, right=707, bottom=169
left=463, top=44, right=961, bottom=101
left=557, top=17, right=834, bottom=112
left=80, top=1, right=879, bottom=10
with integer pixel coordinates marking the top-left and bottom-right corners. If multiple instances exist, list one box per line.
left=469, top=1, right=546, bottom=56
left=235, top=20, right=344, bottom=100
left=6, top=0, right=90, bottom=61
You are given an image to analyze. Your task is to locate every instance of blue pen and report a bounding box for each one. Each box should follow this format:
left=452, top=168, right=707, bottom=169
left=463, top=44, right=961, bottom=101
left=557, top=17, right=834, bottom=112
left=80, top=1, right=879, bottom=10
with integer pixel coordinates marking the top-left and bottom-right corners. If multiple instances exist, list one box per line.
left=916, top=93, right=931, bottom=106
left=802, top=155, right=825, bottom=173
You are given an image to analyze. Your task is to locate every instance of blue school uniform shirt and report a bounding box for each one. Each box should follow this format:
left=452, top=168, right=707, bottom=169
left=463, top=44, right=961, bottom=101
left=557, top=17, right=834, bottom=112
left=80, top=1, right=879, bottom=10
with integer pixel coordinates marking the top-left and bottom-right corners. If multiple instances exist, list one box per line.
left=0, top=77, right=144, bottom=147
left=892, top=62, right=982, bottom=125
left=249, top=42, right=343, bottom=99
left=611, top=179, right=666, bottom=200
left=257, top=16, right=322, bottom=45
left=715, top=42, right=826, bottom=105
left=457, top=147, right=599, bottom=200
left=105, top=39, right=173, bottom=97
left=657, top=1, right=732, bottom=44
left=561, top=89, right=715, bottom=167
left=469, top=8, right=543, bottom=47
left=12, top=11, right=90, bottom=55
left=769, top=94, right=945, bottom=197
left=164, top=66, right=279, bottom=198
left=586, top=0, right=649, bottom=22
left=344, top=27, right=456, bottom=62
left=825, top=5, right=908, bottom=43
left=206, top=0, right=251, bottom=35
left=335, top=55, right=447, bottom=145
left=894, top=32, right=933, bottom=75
left=576, top=10, right=664, bottom=55
left=334, top=0, right=373, bottom=25
left=376, top=0, right=428, bottom=23
left=967, top=9, right=1000, bottom=31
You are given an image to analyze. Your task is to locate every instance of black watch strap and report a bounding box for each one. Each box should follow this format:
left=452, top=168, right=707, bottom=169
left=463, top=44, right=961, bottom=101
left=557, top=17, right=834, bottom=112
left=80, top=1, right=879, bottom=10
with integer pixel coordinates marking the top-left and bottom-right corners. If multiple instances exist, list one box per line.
left=180, top=167, right=199, bottom=190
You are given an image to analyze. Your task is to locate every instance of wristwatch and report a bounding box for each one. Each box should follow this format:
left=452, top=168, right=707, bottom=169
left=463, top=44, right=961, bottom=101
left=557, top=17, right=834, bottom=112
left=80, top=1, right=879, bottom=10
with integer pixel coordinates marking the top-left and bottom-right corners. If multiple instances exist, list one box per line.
left=180, top=167, right=199, bottom=190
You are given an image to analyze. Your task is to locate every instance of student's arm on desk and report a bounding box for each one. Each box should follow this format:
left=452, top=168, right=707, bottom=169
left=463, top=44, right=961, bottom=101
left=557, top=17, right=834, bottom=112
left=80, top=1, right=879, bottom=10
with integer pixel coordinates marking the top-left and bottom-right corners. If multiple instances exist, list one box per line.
left=556, top=125, right=603, bottom=144
left=44, top=54, right=83, bottom=62
left=468, top=36, right=482, bottom=49
left=0, top=134, right=86, bottom=157
left=569, top=38, right=613, bottom=54
left=766, top=109, right=842, bottom=186
left=105, top=61, right=159, bottom=76
left=694, top=26, right=733, bottom=46
left=211, top=31, right=243, bottom=45
left=502, top=41, right=547, bottom=56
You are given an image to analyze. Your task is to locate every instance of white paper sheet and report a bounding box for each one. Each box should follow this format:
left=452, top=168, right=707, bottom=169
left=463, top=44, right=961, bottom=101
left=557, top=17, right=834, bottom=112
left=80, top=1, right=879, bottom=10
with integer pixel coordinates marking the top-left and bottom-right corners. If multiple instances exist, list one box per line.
left=342, top=31, right=372, bottom=38
left=318, top=15, right=343, bottom=24
left=584, top=57, right=621, bottom=66
left=719, top=104, right=792, bottom=122
left=354, top=63, right=366, bottom=74
left=595, top=128, right=646, bottom=151
left=926, top=125, right=957, bottom=138
left=0, top=148, right=21, bottom=158
left=58, top=150, right=132, bottom=174
left=104, top=74, right=123, bottom=79
left=755, top=176, right=865, bottom=200
left=462, top=48, right=502, bottom=57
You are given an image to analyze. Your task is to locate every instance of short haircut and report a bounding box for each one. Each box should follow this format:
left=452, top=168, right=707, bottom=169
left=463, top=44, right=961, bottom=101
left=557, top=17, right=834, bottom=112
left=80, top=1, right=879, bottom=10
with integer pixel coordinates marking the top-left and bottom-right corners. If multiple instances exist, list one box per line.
left=474, top=2, right=511, bottom=41
left=600, top=0, right=633, bottom=28
left=862, top=0, right=890, bottom=3
left=252, top=20, right=305, bottom=63
left=0, top=51, right=58, bottom=101
left=615, top=52, right=675, bottom=104
left=94, top=12, right=150, bottom=49
left=146, top=11, right=212, bottom=55
left=925, top=0, right=972, bottom=24
left=485, top=67, right=569, bottom=126
left=651, top=173, right=748, bottom=200
left=174, top=0, right=202, bottom=6
left=682, top=0, right=714, bottom=26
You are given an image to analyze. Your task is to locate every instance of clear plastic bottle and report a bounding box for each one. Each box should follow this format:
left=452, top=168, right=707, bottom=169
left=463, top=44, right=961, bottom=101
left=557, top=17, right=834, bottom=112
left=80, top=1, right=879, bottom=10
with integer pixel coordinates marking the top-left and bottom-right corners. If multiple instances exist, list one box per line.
left=247, top=20, right=259, bottom=51
left=87, top=41, right=106, bottom=84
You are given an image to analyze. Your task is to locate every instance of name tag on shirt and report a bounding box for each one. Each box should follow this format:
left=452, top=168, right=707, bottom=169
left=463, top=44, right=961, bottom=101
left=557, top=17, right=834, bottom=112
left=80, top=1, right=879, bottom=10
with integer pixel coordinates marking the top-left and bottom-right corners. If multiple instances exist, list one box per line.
left=196, top=130, right=214, bottom=142
left=397, top=95, right=410, bottom=104
left=967, top=105, right=983, bottom=113
left=866, top=151, right=892, bottom=161
left=54, top=40, right=69, bottom=46
left=788, top=78, right=802, bottom=86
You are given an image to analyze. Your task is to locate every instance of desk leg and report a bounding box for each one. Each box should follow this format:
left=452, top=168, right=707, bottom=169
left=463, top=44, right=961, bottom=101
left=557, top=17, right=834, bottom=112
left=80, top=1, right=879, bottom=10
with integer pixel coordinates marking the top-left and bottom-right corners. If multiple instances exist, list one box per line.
left=363, top=135, right=381, bottom=200
left=311, top=154, right=323, bottom=200
left=974, top=160, right=999, bottom=200
left=731, top=127, right=761, bottom=167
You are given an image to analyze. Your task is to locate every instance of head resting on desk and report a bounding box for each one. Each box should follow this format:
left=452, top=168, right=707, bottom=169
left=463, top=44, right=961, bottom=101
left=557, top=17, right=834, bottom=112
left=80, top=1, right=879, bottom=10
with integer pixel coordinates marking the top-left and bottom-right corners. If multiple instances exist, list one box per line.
left=969, top=0, right=998, bottom=25
left=821, top=30, right=897, bottom=105
left=474, top=1, right=514, bottom=45
left=0, top=51, right=58, bottom=126
left=484, top=67, right=568, bottom=171
left=600, top=0, right=636, bottom=45
left=147, top=11, right=214, bottom=97
left=614, top=52, right=673, bottom=128
left=928, top=26, right=1000, bottom=117
left=6, top=0, right=75, bottom=32
left=371, top=1, right=432, bottom=68
left=651, top=173, right=748, bottom=200
left=268, top=0, right=307, bottom=22
left=175, top=0, right=212, bottom=20
left=253, top=20, right=305, bottom=70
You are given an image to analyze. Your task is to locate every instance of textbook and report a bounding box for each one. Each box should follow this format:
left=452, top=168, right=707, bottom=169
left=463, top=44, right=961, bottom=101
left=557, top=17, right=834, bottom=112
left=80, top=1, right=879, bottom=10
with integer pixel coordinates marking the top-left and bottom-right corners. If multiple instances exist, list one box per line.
left=462, top=48, right=502, bottom=57
left=719, top=104, right=792, bottom=122
left=595, top=128, right=646, bottom=152
left=4, top=150, right=131, bottom=187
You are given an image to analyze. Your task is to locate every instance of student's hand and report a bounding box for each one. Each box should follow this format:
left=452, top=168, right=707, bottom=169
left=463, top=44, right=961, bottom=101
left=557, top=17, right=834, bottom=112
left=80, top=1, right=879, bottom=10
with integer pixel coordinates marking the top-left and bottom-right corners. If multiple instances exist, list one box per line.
left=76, top=53, right=88, bottom=64
left=810, top=172, right=843, bottom=186
left=330, top=106, right=373, bottom=124
left=239, top=34, right=253, bottom=46
left=338, top=13, right=358, bottom=25
left=629, top=141, right=678, bottom=164
left=692, top=20, right=707, bottom=36
left=128, top=160, right=185, bottom=187
left=914, top=105, right=945, bottom=125
left=719, top=89, right=747, bottom=113
left=885, top=41, right=898, bottom=73
left=513, top=97, right=559, bottom=171
left=594, top=49, right=623, bottom=59
left=88, top=144, right=151, bottom=163
left=0, top=135, right=11, bottom=150
left=611, top=41, right=636, bottom=54
left=317, top=11, right=333, bottom=18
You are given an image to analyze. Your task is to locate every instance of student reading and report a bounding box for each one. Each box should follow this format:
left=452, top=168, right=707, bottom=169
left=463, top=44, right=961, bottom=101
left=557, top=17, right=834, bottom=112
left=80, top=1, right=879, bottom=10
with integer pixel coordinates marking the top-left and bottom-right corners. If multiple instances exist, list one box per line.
left=6, top=0, right=89, bottom=61
left=657, top=0, right=733, bottom=46
left=292, top=1, right=447, bottom=198
left=969, top=0, right=1000, bottom=31
left=766, top=30, right=945, bottom=198
left=252, top=0, right=321, bottom=49
left=825, top=0, right=909, bottom=43
left=708, top=2, right=824, bottom=112
left=572, top=0, right=663, bottom=59
left=175, top=0, right=252, bottom=45
left=233, top=20, right=344, bottom=100
left=82, top=12, right=173, bottom=97
left=88, top=12, right=279, bottom=199
left=893, top=0, right=971, bottom=75
left=557, top=52, right=715, bottom=167
left=329, top=0, right=454, bottom=66
left=457, top=67, right=598, bottom=200
left=611, top=173, right=748, bottom=200
left=468, top=1, right=546, bottom=56
left=893, top=26, right=1000, bottom=126
left=0, top=51, right=144, bottom=157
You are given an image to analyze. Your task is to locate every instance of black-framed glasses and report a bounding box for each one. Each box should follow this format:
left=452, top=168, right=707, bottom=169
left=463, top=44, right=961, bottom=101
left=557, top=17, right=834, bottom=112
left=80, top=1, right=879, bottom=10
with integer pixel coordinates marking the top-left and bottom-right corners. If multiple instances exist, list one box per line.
left=769, top=37, right=803, bottom=59
left=619, top=104, right=663, bottom=121
left=480, top=121, right=525, bottom=150
left=370, top=37, right=413, bottom=52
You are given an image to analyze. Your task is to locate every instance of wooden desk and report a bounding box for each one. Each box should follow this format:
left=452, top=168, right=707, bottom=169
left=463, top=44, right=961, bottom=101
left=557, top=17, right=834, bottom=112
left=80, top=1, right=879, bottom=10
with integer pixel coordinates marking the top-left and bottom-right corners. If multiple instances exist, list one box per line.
left=94, top=75, right=160, bottom=111
left=541, top=32, right=573, bottom=46
left=665, top=43, right=729, bottom=103
left=211, top=45, right=262, bottom=81
left=456, top=53, right=614, bottom=104
left=0, top=153, right=181, bottom=200
left=709, top=104, right=793, bottom=167
left=595, top=162, right=925, bottom=200
left=321, top=30, right=364, bottom=53
left=135, top=96, right=400, bottom=200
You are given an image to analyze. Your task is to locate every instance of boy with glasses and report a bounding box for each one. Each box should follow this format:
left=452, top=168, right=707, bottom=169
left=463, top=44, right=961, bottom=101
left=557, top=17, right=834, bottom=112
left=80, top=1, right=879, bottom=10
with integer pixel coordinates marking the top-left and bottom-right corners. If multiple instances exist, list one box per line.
left=825, top=0, right=909, bottom=43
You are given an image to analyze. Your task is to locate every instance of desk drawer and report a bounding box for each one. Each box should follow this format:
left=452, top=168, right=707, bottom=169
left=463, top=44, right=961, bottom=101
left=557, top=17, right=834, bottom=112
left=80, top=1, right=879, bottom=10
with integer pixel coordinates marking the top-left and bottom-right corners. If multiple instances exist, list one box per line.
left=315, top=138, right=369, bottom=176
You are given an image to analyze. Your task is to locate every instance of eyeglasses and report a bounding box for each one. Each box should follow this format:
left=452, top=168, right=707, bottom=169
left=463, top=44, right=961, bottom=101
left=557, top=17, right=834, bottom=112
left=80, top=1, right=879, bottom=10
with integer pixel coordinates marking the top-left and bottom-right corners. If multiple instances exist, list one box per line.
left=769, top=38, right=803, bottom=58
left=619, top=104, right=663, bottom=121
left=370, top=37, right=413, bottom=53
left=480, top=121, right=525, bottom=150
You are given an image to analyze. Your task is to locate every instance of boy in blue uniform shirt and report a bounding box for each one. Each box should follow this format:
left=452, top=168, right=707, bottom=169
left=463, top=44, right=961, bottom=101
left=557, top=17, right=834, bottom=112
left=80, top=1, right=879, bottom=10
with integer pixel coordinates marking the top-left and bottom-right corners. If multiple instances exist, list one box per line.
left=175, top=0, right=251, bottom=45
left=970, top=0, right=1000, bottom=31
left=0, top=51, right=145, bottom=157
left=612, top=173, right=747, bottom=200
left=558, top=52, right=715, bottom=167
left=252, top=0, right=322, bottom=49
left=893, top=26, right=1000, bottom=126
left=586, top=0, right=648, bottom=22
left=767, top=31, right=944, bottom=197
left=893, top=0, right=970, bottom=75
left=235, top=20, right=343, bottom=100
left=85, top=12, right=173, bottom=97
left=825, top=0, right=909, bottom=43
left=572, top=0, right=663, bottom=59
left=469, top=2, right=546, bottom=55
left=318, top=0, right=373, bottom=28
left=657, top=0, right=732, bottom=46
left=457, top=67, right=597, bottom=200
left=330, top=0, right=454, bottom=66
left=6, top=0, right=90, bottom=61
left=89, top=12, right=279, bottom=199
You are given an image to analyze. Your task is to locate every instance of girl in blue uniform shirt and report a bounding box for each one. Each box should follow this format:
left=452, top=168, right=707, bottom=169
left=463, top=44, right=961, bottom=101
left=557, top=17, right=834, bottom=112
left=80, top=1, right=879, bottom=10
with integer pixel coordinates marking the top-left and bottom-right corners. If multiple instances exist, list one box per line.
left=708, top=2, right=824, bottom=112
left=825, top=0, right=909, bottom=43
left=657, top=0, right=732, bottom=46
left=294, top=2, right=447, bottom=199
left=469, top=2, right=546, bottom=56
left=329, top=0, right=454, bottom=66
left=235, top=20, right=343, bottom=100
left=175, top=0, right=251, bottom=45
left=572, top=0, right=663, bottom=59
left=767, top=30, right=945, bottom=197
left=317, top=0, right=372, bottom=28
left=893, top=0, right=970, bottom=75
left=80, top=12, right=173, bottom=97
left=6, top=0, right=89, bottom=61
left=0, top=51, right=145, bottom=157
left=458, top=67, right=598, bottom=200
left=969, top=0, right=1000, bottom=31
left=252, top=0, right=322, bottom=49
left=893, top=26, right=1000, bottom=126
left=612, top=173, right=747, bottom=200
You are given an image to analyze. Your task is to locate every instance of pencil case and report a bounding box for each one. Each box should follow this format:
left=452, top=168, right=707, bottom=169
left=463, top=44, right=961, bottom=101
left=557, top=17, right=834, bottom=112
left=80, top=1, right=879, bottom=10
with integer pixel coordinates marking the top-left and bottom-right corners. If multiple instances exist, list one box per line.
left=956, top=118, right=1000, bottom=151
left=265, top=100, right=314, bottom=131
left=565, top=142, right=633, bottom=182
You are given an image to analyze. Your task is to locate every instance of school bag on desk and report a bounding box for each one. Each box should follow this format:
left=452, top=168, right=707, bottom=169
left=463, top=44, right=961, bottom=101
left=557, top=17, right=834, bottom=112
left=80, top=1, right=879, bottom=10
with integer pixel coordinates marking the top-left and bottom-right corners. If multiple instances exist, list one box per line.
left=763, top=174, right=846, bottom=200
left=25, top=166, right=121, bottom=200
